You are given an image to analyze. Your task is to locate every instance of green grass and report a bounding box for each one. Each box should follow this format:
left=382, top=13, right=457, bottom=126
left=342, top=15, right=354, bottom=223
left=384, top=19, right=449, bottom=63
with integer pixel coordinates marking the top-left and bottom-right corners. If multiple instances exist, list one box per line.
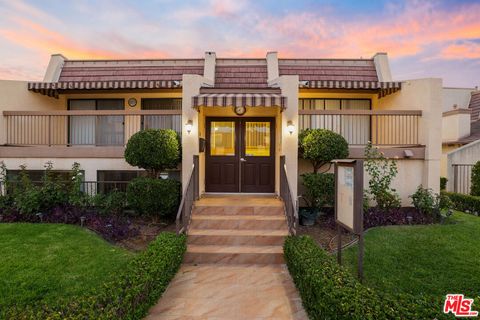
left=0, top=223, right=133, bottom=308
left=343, top=212, right=480, bottom=297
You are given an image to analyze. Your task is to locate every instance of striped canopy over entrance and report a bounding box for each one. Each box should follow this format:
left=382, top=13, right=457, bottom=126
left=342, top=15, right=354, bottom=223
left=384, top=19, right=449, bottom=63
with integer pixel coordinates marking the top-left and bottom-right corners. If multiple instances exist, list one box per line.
left=193, top=93, right=287, bottom=110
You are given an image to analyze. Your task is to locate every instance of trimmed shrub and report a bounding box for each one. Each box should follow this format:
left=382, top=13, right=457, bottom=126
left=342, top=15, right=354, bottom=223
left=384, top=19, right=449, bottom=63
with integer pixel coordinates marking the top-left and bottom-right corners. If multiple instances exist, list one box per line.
left=127, top=177, right=181, bottom=218
left=440, top=177, right=447, bottom=191
left=2, top=232, right=186, bottom=319
left=93, top=190, right=126, bottom=216
left=443, top=191, right=480, bottom=215
left=284, top=235, right=450, bottom=320
left=125, top=129, right=180, bottom=178
left=301, top=172, right=335, bottom=209
left=471, top=161, right=480, bottom=196
left=299, top=129, right=349, bottom=173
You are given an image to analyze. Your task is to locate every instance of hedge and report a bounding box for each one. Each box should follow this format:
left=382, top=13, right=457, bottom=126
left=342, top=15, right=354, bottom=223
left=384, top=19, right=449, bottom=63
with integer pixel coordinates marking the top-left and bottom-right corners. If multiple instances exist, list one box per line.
left=284, top=235, right=455, bottom=320
left=443, top=192, right=480, bottom=215
left=2, top=232, right=186, bottom=320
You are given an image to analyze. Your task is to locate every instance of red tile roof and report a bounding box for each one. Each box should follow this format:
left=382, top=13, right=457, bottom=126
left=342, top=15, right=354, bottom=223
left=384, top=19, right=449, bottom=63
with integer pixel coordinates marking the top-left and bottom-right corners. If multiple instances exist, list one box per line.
left=469, top=91, right=480, bottom=122
left=59, top=62, right=203, bottom=82
left=279, top=59, right=378, bottom=82
left=214, top=65, right=269, bottom=88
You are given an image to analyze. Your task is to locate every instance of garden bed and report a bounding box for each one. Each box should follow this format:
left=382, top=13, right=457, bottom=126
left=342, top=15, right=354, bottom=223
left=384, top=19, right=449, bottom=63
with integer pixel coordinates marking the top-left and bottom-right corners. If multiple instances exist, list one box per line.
left=0, top=207, right=176, bottom=249
left=298, top=207, right=437, bottom=251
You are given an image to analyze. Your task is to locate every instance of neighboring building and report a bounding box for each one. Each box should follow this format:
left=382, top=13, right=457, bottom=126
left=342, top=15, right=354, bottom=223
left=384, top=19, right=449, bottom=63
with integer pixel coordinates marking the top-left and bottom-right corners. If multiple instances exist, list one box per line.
left=0, top=52, right=442, bottom=205
left=441, top=88, right=480, bottom=192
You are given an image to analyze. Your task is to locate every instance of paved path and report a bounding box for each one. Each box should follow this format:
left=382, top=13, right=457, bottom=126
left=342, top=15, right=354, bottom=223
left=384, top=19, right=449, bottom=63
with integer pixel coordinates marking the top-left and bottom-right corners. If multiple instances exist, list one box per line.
left=145, top=264, right=308, bottom=319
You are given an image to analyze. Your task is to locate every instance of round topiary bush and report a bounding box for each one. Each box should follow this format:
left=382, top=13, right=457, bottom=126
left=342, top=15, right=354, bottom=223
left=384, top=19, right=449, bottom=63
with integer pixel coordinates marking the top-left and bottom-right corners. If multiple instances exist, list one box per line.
left=125, top=129, right=180, bottom=178
left=471, top=161, right=480, bottom=196
left=127, top=177, right=181, bottom=219
left=299, top=129, right=349, bottom=173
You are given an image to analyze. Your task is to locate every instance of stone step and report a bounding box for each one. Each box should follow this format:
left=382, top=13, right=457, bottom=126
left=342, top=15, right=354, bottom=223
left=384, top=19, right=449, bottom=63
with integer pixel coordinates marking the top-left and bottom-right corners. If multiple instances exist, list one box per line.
left=184, top=245, right=284, bottom=264
left=188, top=229, right=288, bottom=246
left=193, top=205, right=284, bottom=216
left=190, top=215, right=287, bottom=230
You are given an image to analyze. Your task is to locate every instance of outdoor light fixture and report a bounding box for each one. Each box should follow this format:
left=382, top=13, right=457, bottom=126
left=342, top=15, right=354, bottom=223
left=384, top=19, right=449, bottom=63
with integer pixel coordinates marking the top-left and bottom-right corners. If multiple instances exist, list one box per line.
left=287, top=121, right=295, bottom=134
left=185, top=120, right=193, bottom=134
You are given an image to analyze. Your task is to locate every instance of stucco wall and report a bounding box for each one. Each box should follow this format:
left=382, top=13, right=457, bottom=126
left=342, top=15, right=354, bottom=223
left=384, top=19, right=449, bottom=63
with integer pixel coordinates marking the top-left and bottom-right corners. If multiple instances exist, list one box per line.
left=442, top=112, right=471, bottom=142
left=0, top=80, right=63, bottom=144
left=442, top=87, right=473, bottom=112
left=378, top=78, right=442, bottom=193
left=298, top=157, right=424, bottom=206
left=441, top=144, right=459, bottom=177
left=0, top=158, right=134, bottom=182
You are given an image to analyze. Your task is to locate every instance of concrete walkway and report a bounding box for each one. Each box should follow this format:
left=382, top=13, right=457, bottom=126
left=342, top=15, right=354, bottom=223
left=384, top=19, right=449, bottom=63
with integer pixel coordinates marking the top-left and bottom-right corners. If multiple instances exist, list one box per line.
left=145, top=264, right=308, bottom=319
left=146, top=196, right=308, bottom=319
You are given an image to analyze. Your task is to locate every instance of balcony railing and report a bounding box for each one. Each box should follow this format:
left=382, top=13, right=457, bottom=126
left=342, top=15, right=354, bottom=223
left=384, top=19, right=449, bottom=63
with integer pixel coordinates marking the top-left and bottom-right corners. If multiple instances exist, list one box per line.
left=3, top=110, right=181, bottom=146
left=299, top=109, right=422, bottom=146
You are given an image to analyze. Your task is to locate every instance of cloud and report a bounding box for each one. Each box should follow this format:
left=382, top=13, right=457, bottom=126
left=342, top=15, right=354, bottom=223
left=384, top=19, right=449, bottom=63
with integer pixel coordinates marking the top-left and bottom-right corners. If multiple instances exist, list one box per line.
left=0, top=0, right=478, bottom=86
left=441, top=41, right=480, bottom=60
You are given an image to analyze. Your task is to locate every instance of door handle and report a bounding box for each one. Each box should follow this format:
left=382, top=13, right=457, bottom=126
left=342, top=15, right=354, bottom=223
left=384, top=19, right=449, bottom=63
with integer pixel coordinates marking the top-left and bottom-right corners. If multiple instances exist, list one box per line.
left=240, top=158, right=247, bottom=162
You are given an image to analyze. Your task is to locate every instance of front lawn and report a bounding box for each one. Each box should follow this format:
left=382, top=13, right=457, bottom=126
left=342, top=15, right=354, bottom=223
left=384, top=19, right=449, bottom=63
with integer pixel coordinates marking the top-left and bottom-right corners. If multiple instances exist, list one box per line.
left=0, top=223, right=133, bottom=308
left=343, top=212, right=480, bottom=297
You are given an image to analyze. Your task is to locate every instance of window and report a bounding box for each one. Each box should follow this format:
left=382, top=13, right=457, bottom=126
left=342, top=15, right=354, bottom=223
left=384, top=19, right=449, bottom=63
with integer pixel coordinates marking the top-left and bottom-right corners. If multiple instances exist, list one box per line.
left=96, top=170, right=180, bottom=193
left=299, top=99, right=370, bottom=111
left=68, top=99, right=124, bottom=146
left=210, top=121, right=236, bottom=156
left=7, top=170, right=81, bottom=183
left=245, top=121, right=270, bottom=157
left=6, top=169, right=84, bottom=194
left=299, top=99, right=372, bottom=145
left=141, top=98, right=182, bottom=133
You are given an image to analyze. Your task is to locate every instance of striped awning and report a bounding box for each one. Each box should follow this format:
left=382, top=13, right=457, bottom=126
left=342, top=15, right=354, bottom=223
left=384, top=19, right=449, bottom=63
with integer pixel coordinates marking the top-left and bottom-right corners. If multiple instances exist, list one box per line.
left=28, top=80, right=182, bottom=98
left=299, top=80, right=402, bottom=98
left=193, top=93, right=287, bottom=110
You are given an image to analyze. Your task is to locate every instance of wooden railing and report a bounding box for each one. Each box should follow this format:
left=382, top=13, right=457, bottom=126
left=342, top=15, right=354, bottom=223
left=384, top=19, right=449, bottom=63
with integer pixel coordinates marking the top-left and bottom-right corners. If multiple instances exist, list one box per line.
left=280, top=156, right=298, bottom=235
left=299, top=109, right=422, bottom=145
left=453, top=164, right=474, bottom=194
left=3, top=110, right=181, bottom=146
left=176, top=156, right=199, bottom=235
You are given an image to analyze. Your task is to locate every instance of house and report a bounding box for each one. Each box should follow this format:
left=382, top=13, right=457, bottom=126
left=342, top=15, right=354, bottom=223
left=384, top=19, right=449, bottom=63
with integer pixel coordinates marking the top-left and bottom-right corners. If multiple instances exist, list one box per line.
left=441, top=88, right=480, bottom=193
left=0, top=52, right=441, bottom=205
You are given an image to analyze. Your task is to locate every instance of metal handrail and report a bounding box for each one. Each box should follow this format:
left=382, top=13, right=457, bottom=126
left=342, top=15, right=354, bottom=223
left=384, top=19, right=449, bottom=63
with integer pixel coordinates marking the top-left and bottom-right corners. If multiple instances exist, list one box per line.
left=280, top=156, right=298, bottom=235
left=176, top=155, right=199, bottom=234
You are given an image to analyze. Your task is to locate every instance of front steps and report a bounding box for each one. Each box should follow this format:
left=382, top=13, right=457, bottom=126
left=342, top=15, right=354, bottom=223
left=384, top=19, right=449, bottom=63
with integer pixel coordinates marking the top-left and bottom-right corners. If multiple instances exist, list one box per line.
left=184, top=196, right=289, bottom=265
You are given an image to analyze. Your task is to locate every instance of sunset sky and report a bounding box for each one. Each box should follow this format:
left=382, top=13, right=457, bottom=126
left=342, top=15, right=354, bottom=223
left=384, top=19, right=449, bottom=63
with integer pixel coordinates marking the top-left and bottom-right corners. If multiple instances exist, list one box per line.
left=0, top=0, right=479, bottom=87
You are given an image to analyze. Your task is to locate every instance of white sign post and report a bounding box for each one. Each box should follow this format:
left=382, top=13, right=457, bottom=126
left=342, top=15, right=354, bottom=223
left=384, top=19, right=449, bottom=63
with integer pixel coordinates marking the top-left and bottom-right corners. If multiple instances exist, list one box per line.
left=334, top=159, right=364, bottom=282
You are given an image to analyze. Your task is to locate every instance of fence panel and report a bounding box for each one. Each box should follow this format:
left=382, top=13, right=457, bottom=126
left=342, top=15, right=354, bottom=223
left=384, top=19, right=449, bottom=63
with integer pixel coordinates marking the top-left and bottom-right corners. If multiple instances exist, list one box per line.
left=453, top=164, right=474, bottom=194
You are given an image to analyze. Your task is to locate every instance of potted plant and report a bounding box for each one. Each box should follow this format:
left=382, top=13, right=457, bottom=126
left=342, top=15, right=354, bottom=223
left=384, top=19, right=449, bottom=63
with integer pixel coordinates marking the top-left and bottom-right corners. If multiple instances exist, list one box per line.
left=298, top=129, right=348, bottom=226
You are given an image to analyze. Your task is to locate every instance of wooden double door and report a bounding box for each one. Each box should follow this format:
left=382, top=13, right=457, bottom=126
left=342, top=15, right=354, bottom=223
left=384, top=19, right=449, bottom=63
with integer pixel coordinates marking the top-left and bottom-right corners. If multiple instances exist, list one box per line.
left=205, top=117, right=275, bottom=193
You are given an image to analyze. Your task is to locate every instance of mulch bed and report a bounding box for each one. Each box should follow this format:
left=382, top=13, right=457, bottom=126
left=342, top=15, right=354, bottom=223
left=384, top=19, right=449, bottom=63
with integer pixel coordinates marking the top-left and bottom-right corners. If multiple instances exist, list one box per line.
left=0, top=206, right=175, bottom=250
left=298, top=207, right=437, bottom=252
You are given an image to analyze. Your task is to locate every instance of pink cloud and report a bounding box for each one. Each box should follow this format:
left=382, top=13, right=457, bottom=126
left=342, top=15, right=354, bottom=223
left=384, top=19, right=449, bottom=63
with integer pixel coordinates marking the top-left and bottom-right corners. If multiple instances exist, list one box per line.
left=441, top=42, right=480, bottom=60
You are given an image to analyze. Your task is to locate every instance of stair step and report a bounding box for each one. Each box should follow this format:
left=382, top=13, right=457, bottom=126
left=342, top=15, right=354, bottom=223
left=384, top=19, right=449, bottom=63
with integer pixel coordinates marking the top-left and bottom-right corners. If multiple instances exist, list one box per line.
left=193, top=205, right=284, bottom=216
left=184, top=245, right=284, bottom=264
left=190, top=215, right=287, bottom=230
left=187, top=229, right=288, bottom=246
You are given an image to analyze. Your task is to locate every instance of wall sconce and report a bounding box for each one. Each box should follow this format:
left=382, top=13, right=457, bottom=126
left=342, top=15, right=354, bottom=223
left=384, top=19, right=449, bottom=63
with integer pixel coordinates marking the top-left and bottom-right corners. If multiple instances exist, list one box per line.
left=287, top=121, right=295, bottom=135
left=185, top=120, right=193, bottom=134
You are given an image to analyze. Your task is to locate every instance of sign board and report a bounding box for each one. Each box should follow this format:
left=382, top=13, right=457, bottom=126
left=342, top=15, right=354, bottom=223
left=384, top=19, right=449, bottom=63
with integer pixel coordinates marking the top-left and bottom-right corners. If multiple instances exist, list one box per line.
left=334, top=159, right=364, bottom=282
left=334, top=160, right=363, bottom=235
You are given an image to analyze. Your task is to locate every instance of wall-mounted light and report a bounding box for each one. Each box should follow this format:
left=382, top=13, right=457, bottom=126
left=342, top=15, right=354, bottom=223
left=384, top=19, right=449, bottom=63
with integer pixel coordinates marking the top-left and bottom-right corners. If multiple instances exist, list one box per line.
left=287, top=121, right=295, bottom=135
left=185, top=120, right=193, bottom=134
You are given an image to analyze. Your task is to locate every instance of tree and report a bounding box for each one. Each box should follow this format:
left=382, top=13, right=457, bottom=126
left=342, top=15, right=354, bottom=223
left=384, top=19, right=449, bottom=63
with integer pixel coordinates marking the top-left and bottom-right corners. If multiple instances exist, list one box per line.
left=471, top=161, right=480, bottom=196
left=299, top=129, right=349, bottom=173
left=124, top=129, right=180, bottom=178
